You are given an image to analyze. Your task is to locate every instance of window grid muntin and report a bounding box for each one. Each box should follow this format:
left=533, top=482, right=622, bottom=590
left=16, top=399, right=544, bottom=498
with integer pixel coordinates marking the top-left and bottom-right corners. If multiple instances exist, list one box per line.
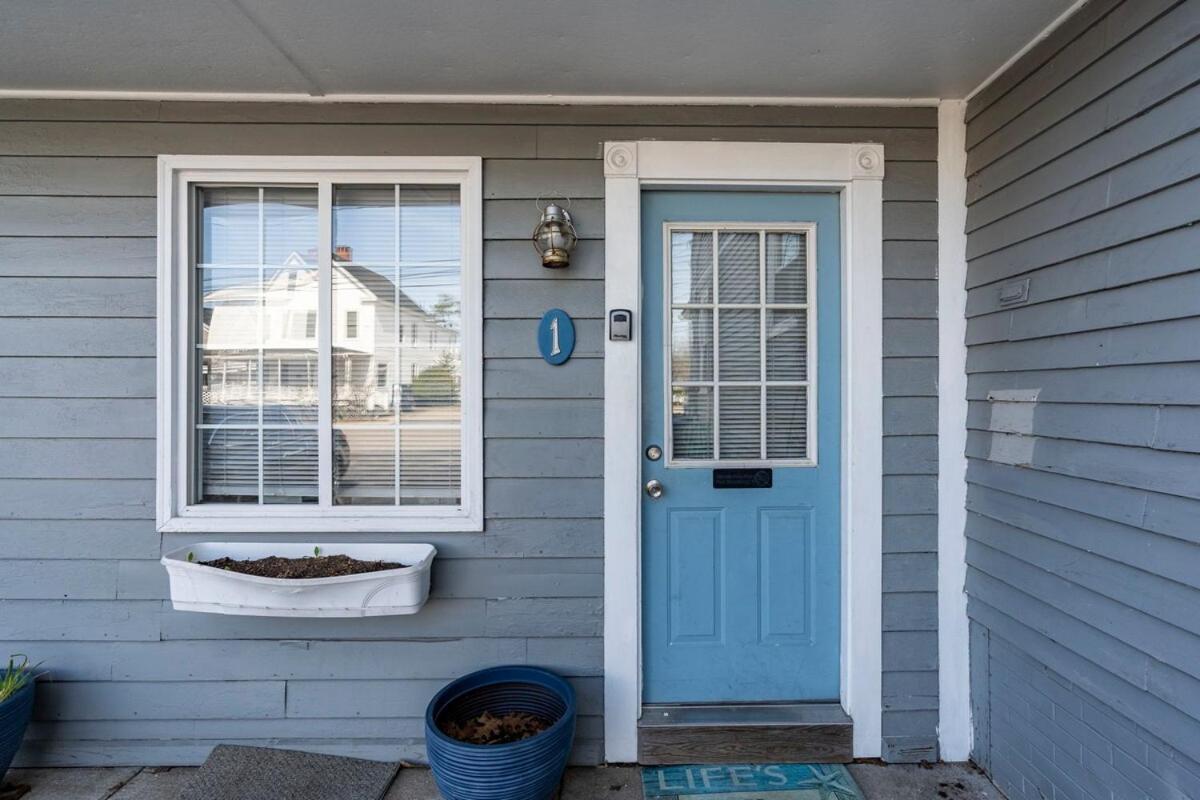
left=190, top=179, right=465, bottom=509
left=665, top=222, right=815, bottom=467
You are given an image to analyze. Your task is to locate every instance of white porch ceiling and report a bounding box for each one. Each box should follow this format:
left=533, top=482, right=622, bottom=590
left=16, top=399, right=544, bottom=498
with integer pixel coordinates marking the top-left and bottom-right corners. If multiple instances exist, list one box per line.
left=2, top=0, right=1075, bottom=101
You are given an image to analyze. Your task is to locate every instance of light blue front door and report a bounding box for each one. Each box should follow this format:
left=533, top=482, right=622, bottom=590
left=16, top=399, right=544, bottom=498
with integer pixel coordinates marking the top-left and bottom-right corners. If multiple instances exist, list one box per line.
left=641, top=190, right=841, bottom=703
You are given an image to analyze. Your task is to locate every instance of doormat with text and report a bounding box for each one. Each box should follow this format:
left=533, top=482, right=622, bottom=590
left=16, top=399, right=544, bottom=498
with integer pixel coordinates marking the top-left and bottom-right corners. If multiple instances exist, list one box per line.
left=642, top=764, right=864, bottom=800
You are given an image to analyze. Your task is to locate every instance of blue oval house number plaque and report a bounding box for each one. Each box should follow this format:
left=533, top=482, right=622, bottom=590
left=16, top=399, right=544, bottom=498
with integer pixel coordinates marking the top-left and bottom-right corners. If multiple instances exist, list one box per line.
left=537, top=308, right=575, bottom=365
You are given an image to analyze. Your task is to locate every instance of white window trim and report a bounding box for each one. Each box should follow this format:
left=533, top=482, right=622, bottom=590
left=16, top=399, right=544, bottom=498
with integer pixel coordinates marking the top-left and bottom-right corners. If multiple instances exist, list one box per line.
left=602, top=141, right=884, bottom=761
left=662, top=221, right=818, bottom=469
left=156, top=155, right=483, bottom=533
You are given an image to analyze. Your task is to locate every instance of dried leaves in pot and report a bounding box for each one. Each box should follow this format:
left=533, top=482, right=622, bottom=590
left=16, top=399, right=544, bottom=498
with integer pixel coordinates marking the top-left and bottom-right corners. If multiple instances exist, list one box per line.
left=440, top=710, right=553, bottom=745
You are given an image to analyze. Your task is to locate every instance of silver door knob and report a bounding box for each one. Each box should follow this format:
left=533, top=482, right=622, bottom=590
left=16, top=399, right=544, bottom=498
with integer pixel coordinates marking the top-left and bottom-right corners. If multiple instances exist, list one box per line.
left=645, top=479, right=665, bottom=499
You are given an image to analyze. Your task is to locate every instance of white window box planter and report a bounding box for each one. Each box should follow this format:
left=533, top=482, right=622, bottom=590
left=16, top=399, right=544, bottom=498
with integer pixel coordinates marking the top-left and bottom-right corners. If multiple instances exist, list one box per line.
left=161, top=541, right=436, bottom=618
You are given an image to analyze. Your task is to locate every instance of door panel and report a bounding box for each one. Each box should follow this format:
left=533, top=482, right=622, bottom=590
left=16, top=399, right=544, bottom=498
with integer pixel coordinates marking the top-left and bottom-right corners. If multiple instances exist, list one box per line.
left=641, top=190, right=841, bottom=703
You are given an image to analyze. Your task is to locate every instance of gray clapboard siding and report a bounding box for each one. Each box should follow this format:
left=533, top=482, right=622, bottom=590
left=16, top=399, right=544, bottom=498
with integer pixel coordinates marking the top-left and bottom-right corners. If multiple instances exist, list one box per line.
left=0, top=197, right=156, bottom=237
left=0, top=479, right=153, bottom=519
left=882, top=594, right=938, bottom=632
left=0, top=439, right=153, bottom=479
left=967, top=317, right=1200, bottom=373
left=968, top=66, right=1200, bottom=210
left=0, top=560, right=119, bottom=600
left=965, top=2, right=1200, bottom=794
left=967, top=0, right=1186, bottom=164
left=21, top=716, right=605, bottom=742
left=966, top=225, right=1200, bottom=312
left=484, top=358, right=603, bottom=399
left=36, top=681, right=286, bottom=721
left=483, top=159, right=604, bottom=199
left=883, top=359, right=937, bottom=397
left=484, top=239, right=604, bottom=280
left=485, top=319, right=603, bottom=358
left=0, top=398, right=155, bottom=438
left=965, top=400, right=1160, bottom=449
left=0, top=122, right=538, bottom=157
left=0, top=599, right=161, bottom=641
left=0, top=237, right=156, bottom=278
left=0, top=319, right=156, bottom=358
left=534, top=126, right=936, bottom=161
left=160, top=519, right=606, bottom=560
left=484, top=399, right=604, bottom=438
left=0, top=156, right=156, bottom=196
left=0, top=98, right=938, bottom=764
left=883, top=320, right=937, bottom=356
left=484, top=438, right=603, bottom=478
left=968, top=124, right=1200, bottom=238
left=285, top=677, right=602, bottom=719
left=882, top=241, right=938, bottom=280
left=883, top=515, right=938, bottom=553
left=0, top=277, right=154, bottom=317
left=484, top=280, right=605, bottom=318
left=0, top=521, right=160, bottom=559
left=485, top=199, right=603, bottom=239
left=0, top=357, right=154, bottom=398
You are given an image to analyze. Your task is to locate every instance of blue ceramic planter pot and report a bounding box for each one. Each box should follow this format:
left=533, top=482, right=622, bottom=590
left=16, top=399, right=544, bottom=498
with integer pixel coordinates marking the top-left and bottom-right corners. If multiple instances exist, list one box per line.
left=425, top=666, right=576, bottom=800
left=0, top=681, right=35, bottom=781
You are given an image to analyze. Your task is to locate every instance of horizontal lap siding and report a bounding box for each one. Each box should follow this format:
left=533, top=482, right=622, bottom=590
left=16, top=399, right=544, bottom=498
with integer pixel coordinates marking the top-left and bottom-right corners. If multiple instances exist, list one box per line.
left=964, top=1, right=1200, bottom=797
left=0, top=100, right=937, bottom=765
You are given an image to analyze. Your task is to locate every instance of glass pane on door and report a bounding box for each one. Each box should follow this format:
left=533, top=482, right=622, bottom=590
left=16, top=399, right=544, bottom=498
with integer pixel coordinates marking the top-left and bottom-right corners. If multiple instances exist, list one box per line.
left=667, top=226, right=813, bottom=464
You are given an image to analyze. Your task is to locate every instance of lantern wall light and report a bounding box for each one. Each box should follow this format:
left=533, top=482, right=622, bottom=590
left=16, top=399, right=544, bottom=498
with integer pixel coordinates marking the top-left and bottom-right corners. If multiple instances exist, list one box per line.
left=531, top=198, right=578, bottom=269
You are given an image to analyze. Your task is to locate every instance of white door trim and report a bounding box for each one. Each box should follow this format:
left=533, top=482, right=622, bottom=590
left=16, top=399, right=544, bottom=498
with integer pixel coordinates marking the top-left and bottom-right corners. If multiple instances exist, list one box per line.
left=602, top=140, right=885, bottom=762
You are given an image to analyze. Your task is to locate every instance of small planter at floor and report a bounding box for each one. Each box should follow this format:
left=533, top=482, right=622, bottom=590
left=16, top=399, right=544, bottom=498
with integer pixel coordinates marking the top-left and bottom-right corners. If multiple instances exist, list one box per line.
left=0, top=681, right=35, bottom=782
left=426, top=666, right=576, bottom=800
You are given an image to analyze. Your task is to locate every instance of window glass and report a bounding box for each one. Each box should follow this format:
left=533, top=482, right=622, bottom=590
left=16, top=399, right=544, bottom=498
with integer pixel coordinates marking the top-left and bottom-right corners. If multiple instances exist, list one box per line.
left=196, top=186, right=318, bottom=504
left=331, top=185, right=462, bottom=507
left=192, top=182, right=464, bottom=508
left=668, top=227, right=813, bottom=463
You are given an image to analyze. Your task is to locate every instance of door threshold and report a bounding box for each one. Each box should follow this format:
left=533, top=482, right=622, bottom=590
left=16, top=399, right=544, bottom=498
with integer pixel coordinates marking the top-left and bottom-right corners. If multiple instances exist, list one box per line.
left=638, top=702, right=852, bottom=765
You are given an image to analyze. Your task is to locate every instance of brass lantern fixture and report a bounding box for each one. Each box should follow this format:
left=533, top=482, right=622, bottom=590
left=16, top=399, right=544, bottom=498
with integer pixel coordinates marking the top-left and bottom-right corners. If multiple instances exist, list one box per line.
left=531, top=200, right=577, bottom=268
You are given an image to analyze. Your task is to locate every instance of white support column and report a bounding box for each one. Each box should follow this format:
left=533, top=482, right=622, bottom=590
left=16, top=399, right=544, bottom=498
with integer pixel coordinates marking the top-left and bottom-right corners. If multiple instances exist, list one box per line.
left=937, top=99, right=972, bottom=762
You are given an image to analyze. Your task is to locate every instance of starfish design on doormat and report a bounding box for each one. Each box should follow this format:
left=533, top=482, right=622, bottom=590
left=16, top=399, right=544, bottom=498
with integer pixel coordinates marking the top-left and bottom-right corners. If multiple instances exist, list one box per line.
left=803, top=765, right=860, bottom=800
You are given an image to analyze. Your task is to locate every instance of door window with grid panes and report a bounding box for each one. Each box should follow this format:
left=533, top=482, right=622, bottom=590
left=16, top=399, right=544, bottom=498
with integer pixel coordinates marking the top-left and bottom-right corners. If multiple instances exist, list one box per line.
left=666, top=224, right=815, bottom=466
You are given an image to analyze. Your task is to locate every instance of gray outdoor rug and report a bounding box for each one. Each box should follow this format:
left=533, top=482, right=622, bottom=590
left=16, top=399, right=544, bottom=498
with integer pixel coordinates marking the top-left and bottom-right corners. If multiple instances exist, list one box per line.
left=643, top=764, right=864, bottom=800
left=180, top=744, right=401, bottom=800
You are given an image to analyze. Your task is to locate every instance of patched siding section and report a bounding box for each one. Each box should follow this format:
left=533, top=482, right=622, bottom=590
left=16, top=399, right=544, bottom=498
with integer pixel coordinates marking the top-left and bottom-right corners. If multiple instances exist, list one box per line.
left=0, top=100, right=937, bottom=764
left=964, top=0, right=1200, bottom=795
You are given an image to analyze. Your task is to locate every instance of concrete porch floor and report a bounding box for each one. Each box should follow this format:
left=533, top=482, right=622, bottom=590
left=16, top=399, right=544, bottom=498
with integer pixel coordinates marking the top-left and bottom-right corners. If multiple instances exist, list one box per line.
left=5, top=762, right=1002, bottom=800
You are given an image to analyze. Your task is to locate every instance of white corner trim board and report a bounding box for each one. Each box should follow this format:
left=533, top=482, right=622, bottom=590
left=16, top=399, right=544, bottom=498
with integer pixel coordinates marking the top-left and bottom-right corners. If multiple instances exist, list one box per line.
left=937, top=100, right=972, bottom=761
left=602, top=140, right=885, bottom=762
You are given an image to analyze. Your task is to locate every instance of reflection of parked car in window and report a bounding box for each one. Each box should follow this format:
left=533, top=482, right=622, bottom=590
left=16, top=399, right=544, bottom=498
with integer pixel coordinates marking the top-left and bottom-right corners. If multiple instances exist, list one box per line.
left=199, top=404, right=346, bottom=504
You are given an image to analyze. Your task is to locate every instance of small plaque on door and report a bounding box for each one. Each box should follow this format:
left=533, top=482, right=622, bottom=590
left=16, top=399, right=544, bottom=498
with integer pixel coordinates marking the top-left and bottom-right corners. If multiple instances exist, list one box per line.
left=712, top=468, right=773, bottom=489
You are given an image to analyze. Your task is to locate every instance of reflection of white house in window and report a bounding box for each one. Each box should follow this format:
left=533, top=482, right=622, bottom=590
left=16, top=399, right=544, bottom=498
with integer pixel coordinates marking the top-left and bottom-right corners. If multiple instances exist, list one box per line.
left=201, top=254, right=460, bottom=419
left=199, top=250, right=462, bottom=506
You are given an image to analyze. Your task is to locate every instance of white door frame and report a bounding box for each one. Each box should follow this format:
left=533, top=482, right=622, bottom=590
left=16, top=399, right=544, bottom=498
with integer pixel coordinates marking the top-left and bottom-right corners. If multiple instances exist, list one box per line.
left=602, top=140, right=885, bottom=762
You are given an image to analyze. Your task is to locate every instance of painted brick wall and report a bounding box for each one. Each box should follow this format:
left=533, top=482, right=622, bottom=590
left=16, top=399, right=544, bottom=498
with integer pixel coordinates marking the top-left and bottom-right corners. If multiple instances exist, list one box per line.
left=0, top=100, right=938, bottom=764
left=963, top=0, right=1200, bottom=795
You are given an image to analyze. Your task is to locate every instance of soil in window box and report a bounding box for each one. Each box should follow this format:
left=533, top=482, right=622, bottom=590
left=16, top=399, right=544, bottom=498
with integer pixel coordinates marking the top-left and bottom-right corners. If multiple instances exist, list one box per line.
left=440, top=711, right=553, bottom=745
left=198, top=554, right=408, bottom=579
